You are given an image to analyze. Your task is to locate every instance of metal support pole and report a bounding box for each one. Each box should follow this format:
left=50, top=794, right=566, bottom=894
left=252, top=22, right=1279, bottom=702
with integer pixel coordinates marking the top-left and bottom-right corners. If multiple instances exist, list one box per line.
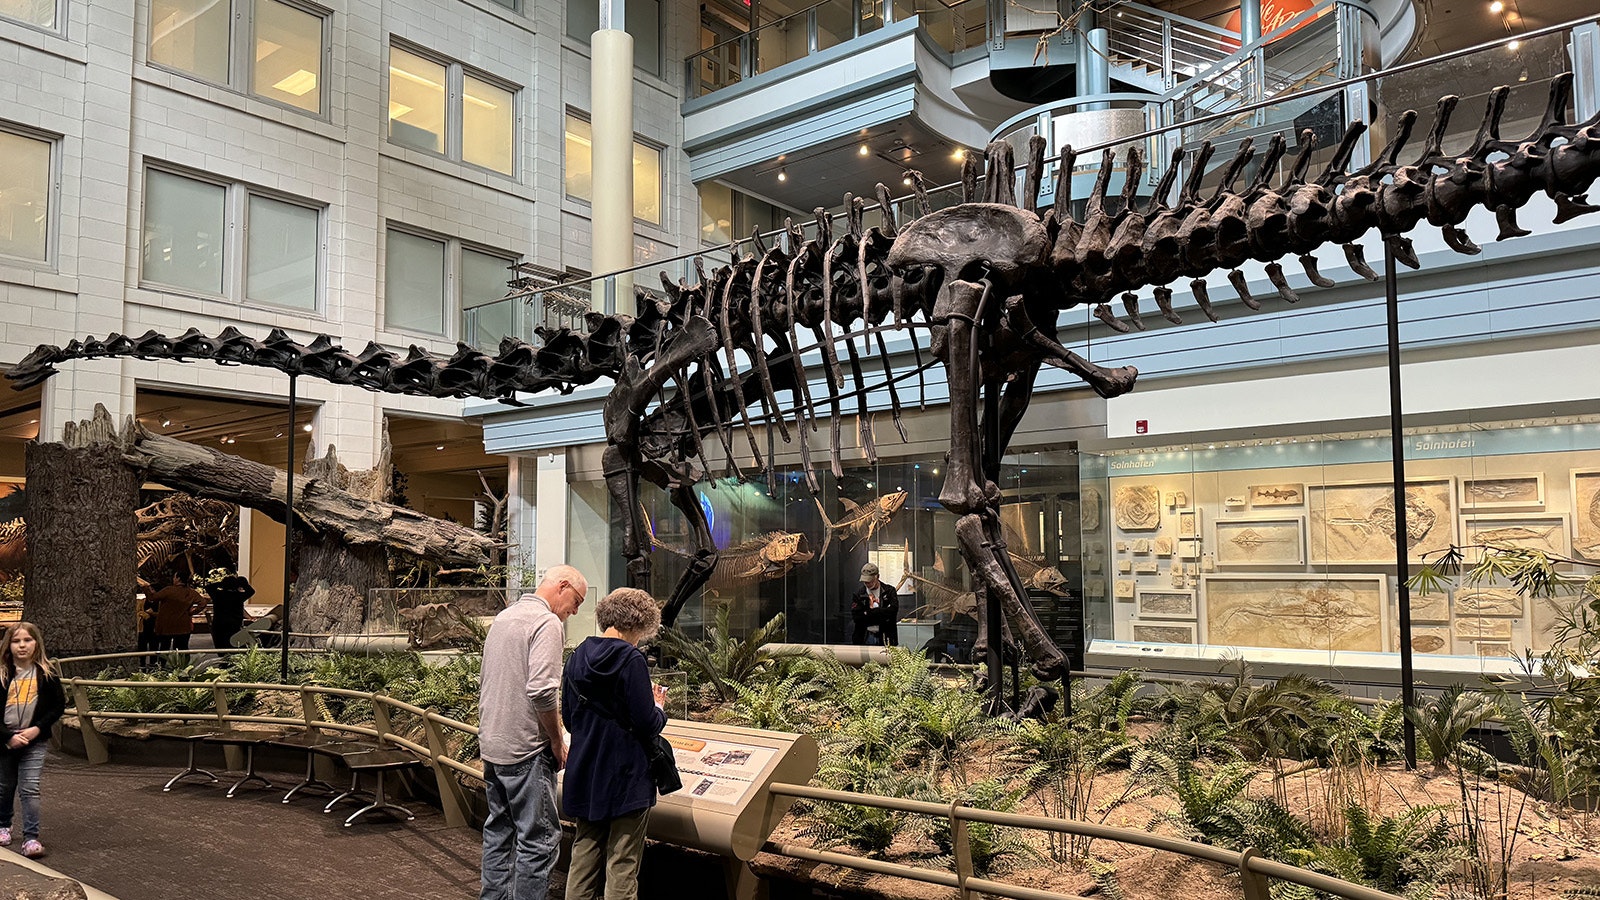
left=1239, top=0, right=1262, bottom=44
left=1383, top=238, right=1418, bottom=770
left=983, top=379, right=1005, bottom=712
left=281, top=373, right=297, bottom=684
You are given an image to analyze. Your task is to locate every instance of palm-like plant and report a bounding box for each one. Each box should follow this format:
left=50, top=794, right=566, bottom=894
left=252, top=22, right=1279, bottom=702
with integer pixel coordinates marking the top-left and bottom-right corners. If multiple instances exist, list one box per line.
left=1159, top=756, right=1260, bottom=848
left=1405, top=684, right=1497, bottom=771
left=655, top=605, right=792, bottom=703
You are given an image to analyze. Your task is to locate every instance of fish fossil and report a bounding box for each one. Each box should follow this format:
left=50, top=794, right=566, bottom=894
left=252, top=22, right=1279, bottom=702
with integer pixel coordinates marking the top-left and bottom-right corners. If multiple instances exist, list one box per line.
left=1465, top=481, right=1531, bottom=500
left=657, top=530, right=815, bottom=590
left=1227, top=527, right=1295, bottom=551
left=1252, top=487, right=1302, bottom=502
left=1113, top=485, right=1161, bottom=530
left=907, top=572, right=978, bottom=622
left=1467, top=524, right=1558, bottom=547
left=1327, top=490, right=1437, bottom=548
left=816, top=491, right=907, bottom=553
left=1411, top=634, right=1447, bottom=653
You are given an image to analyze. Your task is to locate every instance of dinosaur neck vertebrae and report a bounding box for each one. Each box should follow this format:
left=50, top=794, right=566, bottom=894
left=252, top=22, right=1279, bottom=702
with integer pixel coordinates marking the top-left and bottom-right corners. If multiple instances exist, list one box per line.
left=8, top=74, right=1599, bottom=687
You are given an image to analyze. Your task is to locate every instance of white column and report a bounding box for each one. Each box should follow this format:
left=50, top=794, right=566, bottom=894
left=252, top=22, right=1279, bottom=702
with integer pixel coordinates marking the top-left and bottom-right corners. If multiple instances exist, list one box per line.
left=591, top=0, right=635, bottom=309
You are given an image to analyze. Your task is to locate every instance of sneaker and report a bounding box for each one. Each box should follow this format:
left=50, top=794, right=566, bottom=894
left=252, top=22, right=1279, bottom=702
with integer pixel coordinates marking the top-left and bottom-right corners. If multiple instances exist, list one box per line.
left=19, top=840, right=41, bottom=858
left=0, top=828, right=11, bottom=846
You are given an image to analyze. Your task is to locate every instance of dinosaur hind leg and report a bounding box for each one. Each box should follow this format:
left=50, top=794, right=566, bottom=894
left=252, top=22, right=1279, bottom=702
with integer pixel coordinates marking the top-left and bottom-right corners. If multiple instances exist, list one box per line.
left=658, top=476, right=718, bottom=630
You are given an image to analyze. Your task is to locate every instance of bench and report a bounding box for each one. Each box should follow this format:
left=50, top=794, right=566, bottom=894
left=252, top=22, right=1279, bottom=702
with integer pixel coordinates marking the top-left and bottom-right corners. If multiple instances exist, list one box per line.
left=202, top=728, right=294, bottom=797
left=148, top=723, right=223, bottom=792
left=324, top=748, right=423, bottom=827
left=268, top=731, right=384, bottom=804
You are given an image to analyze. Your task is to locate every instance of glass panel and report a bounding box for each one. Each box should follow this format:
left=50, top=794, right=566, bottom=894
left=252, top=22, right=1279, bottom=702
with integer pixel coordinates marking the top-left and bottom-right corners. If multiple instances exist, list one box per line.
left=0, top=131, right=50, bottom=262
left=142, top=169, right=226, bottom=295
left=462, top=248, right=514, bottom=348
left=632, top=141, right=662, bottom=225
left=815, top=0, right=852, bottom=52
left=253, top=0, right=323, bottom=114
left=487, top=0, right=516, bottom=8
left=0, top=0, right=55, bottom=28
left=385, top=230, right=446, bottom=335
left=699, top=181, right=734, bottom=247
left=149, top=0, right=231, bottom=83
left=246, top=194, right=318, bottom=309
left=568, top=0, right=598, bottom=41
left=388, top=46, right=447, bottom=155
left=632, top=0, right=662, bottom=75
left=463, top=75, right=515, bottom=175
left=564, top=114, right=593, bottom=201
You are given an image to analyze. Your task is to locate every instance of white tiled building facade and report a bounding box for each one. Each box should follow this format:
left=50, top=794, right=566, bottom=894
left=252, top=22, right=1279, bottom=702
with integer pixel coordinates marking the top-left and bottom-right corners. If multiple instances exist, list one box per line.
left=0, top=0, right=697, bottom=468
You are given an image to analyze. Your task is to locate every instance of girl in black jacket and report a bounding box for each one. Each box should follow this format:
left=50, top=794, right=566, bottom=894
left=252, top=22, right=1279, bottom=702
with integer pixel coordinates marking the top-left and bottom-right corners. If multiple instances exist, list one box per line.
left=0, top=622, right=65, bottom=858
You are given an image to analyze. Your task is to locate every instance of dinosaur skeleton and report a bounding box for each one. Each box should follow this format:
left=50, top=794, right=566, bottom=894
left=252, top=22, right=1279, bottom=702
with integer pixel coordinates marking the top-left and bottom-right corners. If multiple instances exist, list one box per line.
left=8, top=75, right=1600, bottom=681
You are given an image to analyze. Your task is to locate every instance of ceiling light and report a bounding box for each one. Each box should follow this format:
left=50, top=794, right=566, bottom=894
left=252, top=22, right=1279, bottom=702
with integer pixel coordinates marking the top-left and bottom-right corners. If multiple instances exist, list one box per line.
left=435, top=444, right=445, bottom=451
left=1508, top=39, right=1520, bottom=50
left=226, top=437, right=236, bottom=444
left=858, top=144, right=870, bottom=156
left=302, top=423, right=313, bottom=432
left=275, top=432, right=284, bottom=438
left=902, top=175, right=913, bottom=186
left=160, top=417, right=171, bottom=427
left=1518, top=66, right=1529, bottom=82
left=1489, top=0, right=1503, bottom=11
left=777, top=169, right=787, bottom=182
left=952, top=148, right=965, bottom=161
left=272, top=69, right=318, bottom=96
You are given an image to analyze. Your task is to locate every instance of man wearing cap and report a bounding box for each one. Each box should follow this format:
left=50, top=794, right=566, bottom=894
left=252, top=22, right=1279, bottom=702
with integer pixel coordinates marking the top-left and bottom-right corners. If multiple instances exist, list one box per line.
left=849, top=563, right=899, bottom=646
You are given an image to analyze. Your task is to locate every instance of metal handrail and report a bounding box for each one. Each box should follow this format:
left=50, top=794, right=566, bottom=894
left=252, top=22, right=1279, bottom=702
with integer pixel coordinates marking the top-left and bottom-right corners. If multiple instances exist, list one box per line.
left=765, top=781, right=1405, bottom=900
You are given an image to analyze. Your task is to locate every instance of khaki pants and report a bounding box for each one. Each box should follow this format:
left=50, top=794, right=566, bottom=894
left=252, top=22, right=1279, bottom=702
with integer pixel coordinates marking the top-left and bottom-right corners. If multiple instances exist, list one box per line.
left=566, top=807, right=650, bottom=900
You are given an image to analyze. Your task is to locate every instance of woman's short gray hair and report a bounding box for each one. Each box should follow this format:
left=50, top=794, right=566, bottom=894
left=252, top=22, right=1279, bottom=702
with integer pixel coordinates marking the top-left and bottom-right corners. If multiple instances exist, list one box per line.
left=596, top=588, right=662, bottom=638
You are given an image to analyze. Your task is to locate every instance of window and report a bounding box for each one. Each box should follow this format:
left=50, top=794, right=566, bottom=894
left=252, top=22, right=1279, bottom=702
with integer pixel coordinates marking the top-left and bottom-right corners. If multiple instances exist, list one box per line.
left=0, top=0, right=59, bottom=29
left=563, top=113, right=663, bottom=226
left=384, top=227, right=517, bottom=338
left=567, top=0, right=662, bottom=77
left=699, top=182, right=785, bottom=248
left=149, top=0, right=328, bottom=115
left=141, top=167, right=322, bottom=310
left=387, top=44, right=517, bottom=176
left=0, top=129, right=52, bottom=263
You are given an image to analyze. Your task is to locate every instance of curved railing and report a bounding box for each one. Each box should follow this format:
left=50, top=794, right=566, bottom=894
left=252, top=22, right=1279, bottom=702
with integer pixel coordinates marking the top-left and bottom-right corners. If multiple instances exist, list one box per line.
left=57, top=652, right=1403, bottom=900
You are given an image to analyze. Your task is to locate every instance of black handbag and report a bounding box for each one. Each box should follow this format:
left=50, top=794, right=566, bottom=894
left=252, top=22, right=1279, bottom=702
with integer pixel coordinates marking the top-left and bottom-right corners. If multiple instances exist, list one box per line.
left=572, top=680, right=681, bottom=796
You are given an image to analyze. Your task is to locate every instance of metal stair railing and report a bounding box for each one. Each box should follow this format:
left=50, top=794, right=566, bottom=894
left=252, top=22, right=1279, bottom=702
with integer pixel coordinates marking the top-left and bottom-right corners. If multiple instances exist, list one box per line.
left=1102, top=2, right=1243, bottom=91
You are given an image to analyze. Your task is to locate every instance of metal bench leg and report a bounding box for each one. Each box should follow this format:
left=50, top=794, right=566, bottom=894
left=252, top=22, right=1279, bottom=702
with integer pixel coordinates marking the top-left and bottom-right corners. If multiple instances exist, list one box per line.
left=343, top=770, right=414, bottom=827
left=163, top=743, right=218, bottom=792
left=225, top=745, right=274, bottom=798
left=324, top=771, right=370, bottom=813
left=283, top=751, right=337, bottom=803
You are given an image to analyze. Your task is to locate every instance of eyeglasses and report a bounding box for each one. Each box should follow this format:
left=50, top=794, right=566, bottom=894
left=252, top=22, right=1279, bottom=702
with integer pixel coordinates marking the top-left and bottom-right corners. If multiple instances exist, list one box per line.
left=562, top=582, right=584, bottom=605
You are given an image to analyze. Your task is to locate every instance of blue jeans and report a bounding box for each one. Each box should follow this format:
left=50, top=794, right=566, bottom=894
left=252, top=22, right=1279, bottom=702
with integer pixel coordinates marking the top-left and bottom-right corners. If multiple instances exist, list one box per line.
left=481, top=751, right=560, bottom=900
left=0, top=742, right=46, bottom=840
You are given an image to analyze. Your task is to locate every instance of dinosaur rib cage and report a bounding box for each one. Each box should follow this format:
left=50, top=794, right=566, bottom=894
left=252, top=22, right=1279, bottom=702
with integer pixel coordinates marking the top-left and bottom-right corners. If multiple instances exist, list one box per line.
left=7, top=74, right=1600, bottom=486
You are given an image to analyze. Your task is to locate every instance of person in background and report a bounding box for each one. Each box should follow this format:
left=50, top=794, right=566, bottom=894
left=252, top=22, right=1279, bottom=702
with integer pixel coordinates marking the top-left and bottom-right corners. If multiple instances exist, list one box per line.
left=207, top=573, right=255, bottom=650
left=0, top=622, right=65, bottom=859
left=478, top=564, right=588, bottom=900
left=850, top=562, right=899, bottom=646
left=150, top=572, right=205, bottom=652
left=135, top=587, right=160, bottom=666
left=562, top=588, right=668, bottom=900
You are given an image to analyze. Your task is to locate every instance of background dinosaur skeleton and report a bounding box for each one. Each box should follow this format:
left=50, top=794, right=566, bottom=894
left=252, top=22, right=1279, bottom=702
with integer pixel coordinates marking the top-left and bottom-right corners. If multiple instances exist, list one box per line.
left=8, top=74, right=1600, bottom=683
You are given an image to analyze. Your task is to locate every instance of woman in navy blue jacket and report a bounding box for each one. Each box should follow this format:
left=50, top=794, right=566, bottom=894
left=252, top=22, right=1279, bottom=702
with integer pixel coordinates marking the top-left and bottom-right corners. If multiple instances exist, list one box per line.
left=561, top=588, right=668, bottom=900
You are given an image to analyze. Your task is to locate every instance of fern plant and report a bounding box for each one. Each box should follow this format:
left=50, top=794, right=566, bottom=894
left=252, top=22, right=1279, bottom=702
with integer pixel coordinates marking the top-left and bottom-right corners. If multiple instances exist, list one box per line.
left=1158, top=756, right=1259, bottom=848
left=1405, top=684, right=1497, bottom=772
left=915, top=777, right=1039, bottom=876
left=1308, top=804, right=1464, bottom=898
left=722, top=674, right=818, bottom=732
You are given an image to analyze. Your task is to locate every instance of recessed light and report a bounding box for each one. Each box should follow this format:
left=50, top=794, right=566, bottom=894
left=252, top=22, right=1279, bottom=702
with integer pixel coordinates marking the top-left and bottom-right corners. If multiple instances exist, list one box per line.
left=160, top=417, right=171, bottom=427
left=435, top=445, right=445, bottom=451
left=1489, top=0, right=1503, bottom=11
left=1508, top=39, right=1520, bottom=50
left=952, top=148, right=965, bottom=161
left=902, top=175, right=912, bottom=186
left=858, top=144, right=870, bottom=156
left=777, top=169, right=787, bottom=182
left=302, top=423, right=313, bottom=432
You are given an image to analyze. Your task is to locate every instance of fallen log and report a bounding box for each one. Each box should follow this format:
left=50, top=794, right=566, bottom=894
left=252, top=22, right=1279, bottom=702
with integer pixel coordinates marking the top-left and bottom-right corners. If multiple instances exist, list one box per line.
left=124, top=425, right=497, bottom=567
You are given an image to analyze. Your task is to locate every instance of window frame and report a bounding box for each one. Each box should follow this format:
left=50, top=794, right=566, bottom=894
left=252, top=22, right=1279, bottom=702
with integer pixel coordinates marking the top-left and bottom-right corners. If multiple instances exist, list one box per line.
left=145, top=0, right=333, bottom=119
left=382, top=224, right=520, bottom=341
left=562, top=110, right=666, bottom=228
left=0, top=123, right=59, bottom=268
left=565, top=0, right=664, bottom=77
left=0, top=0, right=65, bottom=34
left=139, top=163, right=326, bottom=312
left=385, top=39, right=520, bottom=179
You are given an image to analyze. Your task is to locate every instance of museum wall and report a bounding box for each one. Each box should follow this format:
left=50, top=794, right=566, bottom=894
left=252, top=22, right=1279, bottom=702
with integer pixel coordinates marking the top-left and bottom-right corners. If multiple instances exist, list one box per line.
left=1088, top=415, right=1600, bottom=674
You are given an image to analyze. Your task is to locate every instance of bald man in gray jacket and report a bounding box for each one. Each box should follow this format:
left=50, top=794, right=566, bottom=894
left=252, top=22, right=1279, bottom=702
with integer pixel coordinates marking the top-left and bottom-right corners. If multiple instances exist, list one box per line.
left=479, top=564, right=588, bottom=900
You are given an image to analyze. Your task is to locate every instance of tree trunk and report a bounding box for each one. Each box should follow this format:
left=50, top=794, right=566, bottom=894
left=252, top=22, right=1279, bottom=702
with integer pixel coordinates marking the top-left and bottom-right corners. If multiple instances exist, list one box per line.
left=289, top=442, right=391, bottom=637
left=24, top=405, right=140, bottom=655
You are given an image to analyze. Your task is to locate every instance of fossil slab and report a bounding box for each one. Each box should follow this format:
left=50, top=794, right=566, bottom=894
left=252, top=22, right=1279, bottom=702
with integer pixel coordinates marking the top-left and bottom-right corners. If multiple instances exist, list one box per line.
left=1573, top=470, right=1600, bottom=560
left=1453, top=587, right=1524, bottom=618
left=1131, top=620, right=1196, bottom=644
left=1458, top=474, right=1543, bottom=510
left=1249, top=483, right=1304, bottom=507
left=1453, top=617, right=1513, bottom=641
left=1308, top=479, right=1454, bottom=565
left=1214, top=517, right=1305, bottom=567
left=1114, top=485, right=1161, bottom=531
left=1154, top=536, right=1174, bottom=556
left=1410, top=626, right=1452, bottom=654
left=1134, top=561, right=1159, bottom=574
left=1116, top=559, right=1133, bottom=574
left=1114, top=579, right=1135, bottom=600
left=1131, top=538, right=1152, bottom=554
left=1135, top=588, right=1196, bottom=620
left=1461, top=514, right=1568, bottom=559
left=1080, top=486, right=1103, bottom=533
left=1406, top=591, right=1450, bottom=624
left=1203, top=574, right=1385, bottom=651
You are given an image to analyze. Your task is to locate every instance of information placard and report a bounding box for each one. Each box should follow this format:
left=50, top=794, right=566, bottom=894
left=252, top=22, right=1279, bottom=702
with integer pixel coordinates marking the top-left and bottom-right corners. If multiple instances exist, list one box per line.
left=667, top=735, right=778, bottom=806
